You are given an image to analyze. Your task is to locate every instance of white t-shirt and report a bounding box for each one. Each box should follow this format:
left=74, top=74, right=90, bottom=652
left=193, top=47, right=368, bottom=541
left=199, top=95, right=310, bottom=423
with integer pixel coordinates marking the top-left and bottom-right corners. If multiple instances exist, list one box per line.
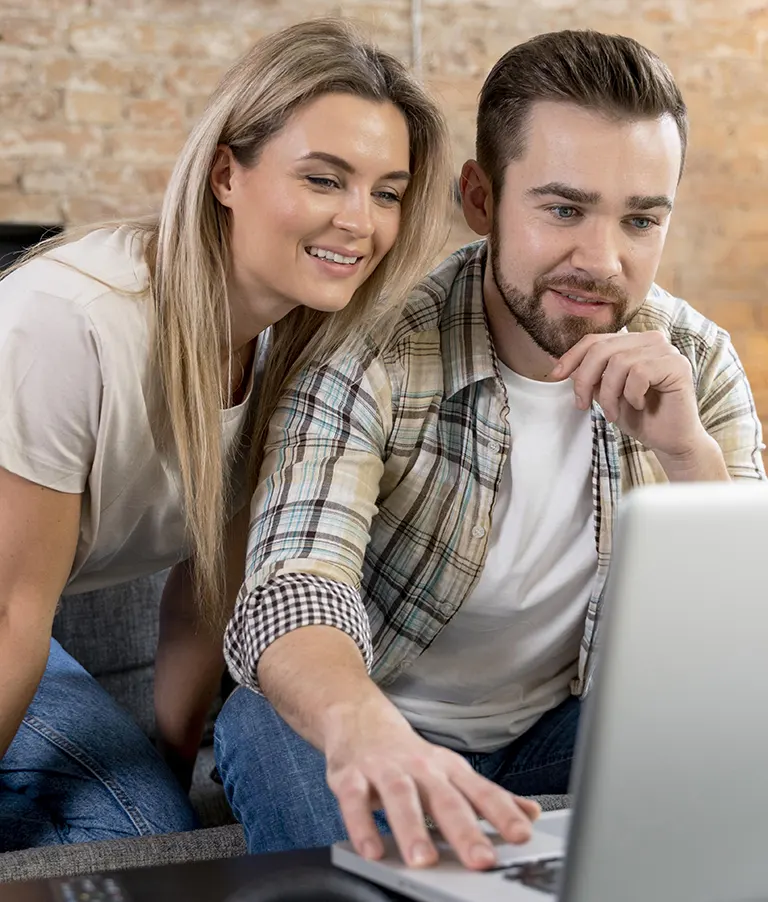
left=386, top=362, right=597, bottom=752
left=0, top=227, right=267, bottom=594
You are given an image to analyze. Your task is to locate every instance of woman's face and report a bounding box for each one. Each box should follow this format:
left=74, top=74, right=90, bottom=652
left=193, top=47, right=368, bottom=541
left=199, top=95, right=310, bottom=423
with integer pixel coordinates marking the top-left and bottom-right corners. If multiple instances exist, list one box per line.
left=211, top=93, right=412, bottom=332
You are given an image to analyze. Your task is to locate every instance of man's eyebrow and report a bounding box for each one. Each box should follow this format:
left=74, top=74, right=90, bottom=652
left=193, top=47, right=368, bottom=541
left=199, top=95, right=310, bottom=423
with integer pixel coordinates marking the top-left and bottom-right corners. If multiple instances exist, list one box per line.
left=626, top=194, right=674, bottom=212
left=298, top=151, right=411, bottom=182
left=527, top=182, right=601, bottom=205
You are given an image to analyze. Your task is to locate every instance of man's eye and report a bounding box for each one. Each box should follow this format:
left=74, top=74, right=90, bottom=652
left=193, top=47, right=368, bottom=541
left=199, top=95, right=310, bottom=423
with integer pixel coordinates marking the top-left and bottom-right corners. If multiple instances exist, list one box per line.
left=550, top=205, right=579, bottom=220
left=629, top=217, right=656, bottom=231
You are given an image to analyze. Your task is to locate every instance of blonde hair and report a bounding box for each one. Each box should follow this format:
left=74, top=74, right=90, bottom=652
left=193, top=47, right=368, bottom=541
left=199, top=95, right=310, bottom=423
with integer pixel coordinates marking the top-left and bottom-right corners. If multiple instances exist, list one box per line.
left=4, top=18, right=453, bottom=626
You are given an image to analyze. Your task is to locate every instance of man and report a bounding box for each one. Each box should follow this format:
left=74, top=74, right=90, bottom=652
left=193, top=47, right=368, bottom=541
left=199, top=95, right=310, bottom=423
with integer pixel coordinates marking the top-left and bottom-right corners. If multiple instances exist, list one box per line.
left=216, top=29, right=765, bottom=871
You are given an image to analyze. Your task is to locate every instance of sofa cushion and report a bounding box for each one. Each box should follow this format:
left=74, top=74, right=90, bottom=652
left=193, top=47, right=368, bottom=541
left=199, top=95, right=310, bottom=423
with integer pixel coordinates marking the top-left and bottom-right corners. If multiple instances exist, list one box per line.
left=52, top=572, right=168, bottom=737
left=0, top=825, right=247, bottom=883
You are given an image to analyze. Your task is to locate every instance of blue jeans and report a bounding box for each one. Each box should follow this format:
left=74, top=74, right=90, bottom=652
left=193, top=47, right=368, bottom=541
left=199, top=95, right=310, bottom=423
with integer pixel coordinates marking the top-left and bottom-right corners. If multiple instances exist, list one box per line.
left=215, top=687, right=579, bottom=855
left=0, top=639, right=198, bottom=851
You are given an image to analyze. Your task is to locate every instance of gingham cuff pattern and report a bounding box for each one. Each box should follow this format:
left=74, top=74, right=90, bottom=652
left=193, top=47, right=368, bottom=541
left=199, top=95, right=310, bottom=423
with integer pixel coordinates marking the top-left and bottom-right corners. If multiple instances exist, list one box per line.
left=224, top=572, right=373, bottom=693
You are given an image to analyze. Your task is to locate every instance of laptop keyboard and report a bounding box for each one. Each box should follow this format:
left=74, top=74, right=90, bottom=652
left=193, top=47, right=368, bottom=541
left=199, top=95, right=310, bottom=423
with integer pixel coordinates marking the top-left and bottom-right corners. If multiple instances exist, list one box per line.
left=53, top=875, right=130, bottom=902
left=503, top=855, right=564, bottom=895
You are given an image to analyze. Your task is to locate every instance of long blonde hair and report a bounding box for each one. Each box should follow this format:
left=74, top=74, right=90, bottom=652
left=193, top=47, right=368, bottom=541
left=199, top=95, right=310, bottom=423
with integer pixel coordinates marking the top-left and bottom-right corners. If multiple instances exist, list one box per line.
left=4, top=18, right=454, bottom=625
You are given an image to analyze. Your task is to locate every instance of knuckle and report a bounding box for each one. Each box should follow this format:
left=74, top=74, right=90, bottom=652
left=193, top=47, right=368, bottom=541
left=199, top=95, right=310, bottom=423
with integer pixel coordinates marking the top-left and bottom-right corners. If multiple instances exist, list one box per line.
left=330, top=769, right=367, bottom=799
left=383, top=773, right=414, bottom=798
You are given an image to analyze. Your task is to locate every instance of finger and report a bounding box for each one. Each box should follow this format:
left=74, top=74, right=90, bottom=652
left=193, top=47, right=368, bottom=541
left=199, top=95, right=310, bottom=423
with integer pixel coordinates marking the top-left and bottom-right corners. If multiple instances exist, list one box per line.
left=512, top=795, right=542, bottom=821
left=623, top=365, right=653, bottom=411
left=374, top=770, right=438, bottom=868
left=551, top=333, right=607, bottom=379
left=597, top=351, right=651, bottom=421
left=451, top=765, right=537, bottom=847
left=331, top=769, right=385, bottom=861
left=572, top=340, right=669, bottom=412
left=421, top=775, right=498, bottom=871
left=570, top=344, right=617, bottom=410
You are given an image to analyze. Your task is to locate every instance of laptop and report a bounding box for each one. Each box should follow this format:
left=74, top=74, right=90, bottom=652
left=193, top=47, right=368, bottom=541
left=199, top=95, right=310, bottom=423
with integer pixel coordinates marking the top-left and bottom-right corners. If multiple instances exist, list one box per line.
left=333, top=482, right=768, bottom=902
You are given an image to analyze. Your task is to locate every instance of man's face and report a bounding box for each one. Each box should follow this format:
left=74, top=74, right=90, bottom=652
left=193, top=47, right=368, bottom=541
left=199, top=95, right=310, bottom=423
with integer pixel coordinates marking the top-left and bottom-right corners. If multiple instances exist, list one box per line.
left=484, top=101, right=682, bottom=359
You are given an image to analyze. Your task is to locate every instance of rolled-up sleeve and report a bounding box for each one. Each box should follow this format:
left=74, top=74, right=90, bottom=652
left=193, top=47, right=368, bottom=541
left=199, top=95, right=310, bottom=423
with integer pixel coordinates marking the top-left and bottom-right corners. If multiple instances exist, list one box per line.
left=224, top=344, right=394, bottom=691
left=696, top=329, right=766, bottom=481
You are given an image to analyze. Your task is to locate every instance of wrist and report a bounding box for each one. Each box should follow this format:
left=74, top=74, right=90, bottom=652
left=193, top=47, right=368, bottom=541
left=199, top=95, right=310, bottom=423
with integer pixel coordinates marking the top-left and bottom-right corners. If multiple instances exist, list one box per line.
left=323, top=693, right=411, bottom=758
left=655, top=431, right=728, bottom=482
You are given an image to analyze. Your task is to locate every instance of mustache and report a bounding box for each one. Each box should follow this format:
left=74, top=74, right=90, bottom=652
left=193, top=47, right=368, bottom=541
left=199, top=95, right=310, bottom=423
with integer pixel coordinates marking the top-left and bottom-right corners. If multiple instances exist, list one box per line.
left=535, top=274, right=629, bottom=306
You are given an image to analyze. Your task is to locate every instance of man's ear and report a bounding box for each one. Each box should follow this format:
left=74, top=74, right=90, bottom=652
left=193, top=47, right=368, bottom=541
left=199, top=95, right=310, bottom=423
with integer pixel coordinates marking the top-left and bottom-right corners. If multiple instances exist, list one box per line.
left=459, top=160, right=494, bottom=237
left=210, top=144, right=238, bottom=208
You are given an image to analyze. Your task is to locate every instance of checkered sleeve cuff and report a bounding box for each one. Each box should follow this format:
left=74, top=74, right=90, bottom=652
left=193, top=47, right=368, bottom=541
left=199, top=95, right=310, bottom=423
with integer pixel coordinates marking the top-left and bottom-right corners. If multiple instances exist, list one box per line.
left=224, top=572, right=373, bottom=693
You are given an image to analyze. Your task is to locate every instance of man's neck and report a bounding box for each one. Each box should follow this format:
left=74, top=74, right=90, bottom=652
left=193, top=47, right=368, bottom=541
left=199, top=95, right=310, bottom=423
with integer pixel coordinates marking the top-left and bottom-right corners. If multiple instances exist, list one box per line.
left=482, top=265, right=559, bottom=382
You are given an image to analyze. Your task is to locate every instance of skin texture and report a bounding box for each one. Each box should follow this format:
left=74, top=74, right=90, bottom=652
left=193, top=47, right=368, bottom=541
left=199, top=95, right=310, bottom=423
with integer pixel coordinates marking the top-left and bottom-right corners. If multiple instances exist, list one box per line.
left=461, top=101, right=728, bottom=481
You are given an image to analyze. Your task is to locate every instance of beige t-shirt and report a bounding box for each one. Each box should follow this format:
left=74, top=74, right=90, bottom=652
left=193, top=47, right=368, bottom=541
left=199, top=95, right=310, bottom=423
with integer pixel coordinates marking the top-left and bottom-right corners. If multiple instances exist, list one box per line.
left=0, top=226, right=267, bottom=594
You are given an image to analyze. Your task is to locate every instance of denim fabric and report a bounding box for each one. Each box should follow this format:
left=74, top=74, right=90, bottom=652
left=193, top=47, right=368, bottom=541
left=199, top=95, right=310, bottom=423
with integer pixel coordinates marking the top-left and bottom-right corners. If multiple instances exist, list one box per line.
left=214, top=687, right=579, bottom=855
left=0, top=639, right=198, bottom=851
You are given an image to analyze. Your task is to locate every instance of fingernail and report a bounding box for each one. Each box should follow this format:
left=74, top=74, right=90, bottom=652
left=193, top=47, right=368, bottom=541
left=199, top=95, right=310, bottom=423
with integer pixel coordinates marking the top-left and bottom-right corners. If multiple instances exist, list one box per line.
left=551, top=362, right=563, bottom=376
left=410, top=841, right=432, bottom=867
left=361, top=840, right=380, bottom=860
left=510, top=821, right=532, bottom=843
left=574, top=394, right=584, bottom=408
left=470, top=843, right=496, bottom=868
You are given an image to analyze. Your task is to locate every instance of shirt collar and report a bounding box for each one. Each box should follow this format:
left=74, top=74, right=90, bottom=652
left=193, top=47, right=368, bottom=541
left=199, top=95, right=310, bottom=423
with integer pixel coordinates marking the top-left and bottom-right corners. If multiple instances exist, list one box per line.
left=438, top=240, right=499, bottom=399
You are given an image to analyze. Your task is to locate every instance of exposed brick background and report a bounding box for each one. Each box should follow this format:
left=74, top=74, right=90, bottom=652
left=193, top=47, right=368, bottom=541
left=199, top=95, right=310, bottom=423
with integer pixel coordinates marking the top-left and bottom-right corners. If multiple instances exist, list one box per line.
left=0, top=0, right=766, bottom=450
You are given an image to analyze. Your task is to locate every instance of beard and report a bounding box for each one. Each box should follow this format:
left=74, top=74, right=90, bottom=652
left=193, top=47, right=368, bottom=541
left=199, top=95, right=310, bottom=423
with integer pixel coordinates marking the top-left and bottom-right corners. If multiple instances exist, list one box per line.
left=489, top=220, right=635, bottom=359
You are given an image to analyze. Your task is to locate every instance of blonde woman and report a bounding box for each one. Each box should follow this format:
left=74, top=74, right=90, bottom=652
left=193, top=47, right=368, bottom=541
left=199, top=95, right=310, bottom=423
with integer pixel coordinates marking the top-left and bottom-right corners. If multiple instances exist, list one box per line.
left=0, top=18, right=452, bottom=850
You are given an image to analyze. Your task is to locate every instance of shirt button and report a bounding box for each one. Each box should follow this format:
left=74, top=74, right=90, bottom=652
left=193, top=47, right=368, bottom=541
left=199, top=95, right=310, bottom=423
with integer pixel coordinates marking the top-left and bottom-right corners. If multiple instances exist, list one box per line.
left=471, top=525, right=486, bottom=539
left=487, top=440, right=501, bottom=453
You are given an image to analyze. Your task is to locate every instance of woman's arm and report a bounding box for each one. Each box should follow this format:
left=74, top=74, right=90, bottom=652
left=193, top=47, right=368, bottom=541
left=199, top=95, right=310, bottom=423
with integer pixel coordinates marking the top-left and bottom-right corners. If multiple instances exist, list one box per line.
left=154, top=505, right=249, bottom=790
left=0, top=467, right=81, bottom=756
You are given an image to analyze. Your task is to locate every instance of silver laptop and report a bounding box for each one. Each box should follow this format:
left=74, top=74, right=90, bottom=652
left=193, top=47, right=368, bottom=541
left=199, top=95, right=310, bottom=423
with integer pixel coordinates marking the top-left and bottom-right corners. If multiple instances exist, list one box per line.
left=333, top=482, right=768, bottom=902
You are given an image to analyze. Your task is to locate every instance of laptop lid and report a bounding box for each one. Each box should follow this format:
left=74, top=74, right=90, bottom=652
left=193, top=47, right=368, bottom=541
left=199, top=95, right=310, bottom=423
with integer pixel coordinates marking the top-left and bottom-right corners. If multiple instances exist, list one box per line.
left=561, top=482, right=768, bottom=902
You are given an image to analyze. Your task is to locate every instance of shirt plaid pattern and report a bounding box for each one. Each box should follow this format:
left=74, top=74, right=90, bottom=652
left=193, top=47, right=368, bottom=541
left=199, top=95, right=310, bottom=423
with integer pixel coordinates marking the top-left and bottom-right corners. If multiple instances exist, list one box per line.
left=225, top=241, right=766, bottom=696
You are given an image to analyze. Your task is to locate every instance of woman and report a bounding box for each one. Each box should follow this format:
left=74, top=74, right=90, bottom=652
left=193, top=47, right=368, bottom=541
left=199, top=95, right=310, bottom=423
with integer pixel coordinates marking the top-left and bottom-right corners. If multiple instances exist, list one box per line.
left=0, top=18, right=453, bottom=850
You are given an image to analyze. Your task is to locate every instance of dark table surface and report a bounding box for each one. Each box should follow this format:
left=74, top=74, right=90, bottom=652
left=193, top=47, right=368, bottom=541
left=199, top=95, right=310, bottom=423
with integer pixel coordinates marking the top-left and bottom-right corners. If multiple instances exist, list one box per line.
left=0, top=848, right=410, bottom=902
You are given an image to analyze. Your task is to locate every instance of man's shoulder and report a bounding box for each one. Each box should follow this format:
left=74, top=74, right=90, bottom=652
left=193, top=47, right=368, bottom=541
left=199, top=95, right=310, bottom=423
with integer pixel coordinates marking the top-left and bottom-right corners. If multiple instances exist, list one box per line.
left=629, top=283, right=728, bottom=359
left=385, top=241, right=484, bottom=350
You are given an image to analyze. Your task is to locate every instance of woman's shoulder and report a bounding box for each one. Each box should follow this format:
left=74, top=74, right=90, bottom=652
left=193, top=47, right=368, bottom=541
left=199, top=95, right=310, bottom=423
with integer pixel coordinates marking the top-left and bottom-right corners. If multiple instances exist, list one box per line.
left=1, top=226, right=149, bottom=312
left=0, top=226, right=152, bottom=356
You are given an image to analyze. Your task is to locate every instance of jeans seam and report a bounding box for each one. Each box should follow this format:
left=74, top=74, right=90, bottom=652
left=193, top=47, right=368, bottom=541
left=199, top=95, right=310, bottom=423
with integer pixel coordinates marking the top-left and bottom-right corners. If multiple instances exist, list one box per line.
left=21, top=714, right=152, bottom=837
left=215, top=718, right=254, bottom=849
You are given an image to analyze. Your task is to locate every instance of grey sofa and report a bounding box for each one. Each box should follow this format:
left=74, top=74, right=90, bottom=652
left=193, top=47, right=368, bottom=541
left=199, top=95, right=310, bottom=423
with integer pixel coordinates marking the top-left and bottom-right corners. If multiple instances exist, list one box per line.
left=0, top=572, right=571, bottom=883
left=0, top=572, right=248, bottom=882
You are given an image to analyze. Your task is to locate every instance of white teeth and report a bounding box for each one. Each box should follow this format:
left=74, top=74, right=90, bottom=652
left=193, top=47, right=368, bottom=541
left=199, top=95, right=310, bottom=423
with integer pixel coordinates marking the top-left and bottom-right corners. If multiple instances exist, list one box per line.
left=307, top=246, right=359, bottom=265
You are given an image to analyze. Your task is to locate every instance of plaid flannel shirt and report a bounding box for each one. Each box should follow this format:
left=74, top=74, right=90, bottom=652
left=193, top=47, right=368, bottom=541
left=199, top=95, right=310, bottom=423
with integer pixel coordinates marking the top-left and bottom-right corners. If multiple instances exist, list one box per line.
left=225, top=241, right=766, bottom=696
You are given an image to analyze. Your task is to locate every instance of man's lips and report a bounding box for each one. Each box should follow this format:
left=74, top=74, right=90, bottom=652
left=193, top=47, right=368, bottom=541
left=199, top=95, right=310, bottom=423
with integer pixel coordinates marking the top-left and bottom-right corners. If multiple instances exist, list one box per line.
left=548, top=287, right=612, bottom=305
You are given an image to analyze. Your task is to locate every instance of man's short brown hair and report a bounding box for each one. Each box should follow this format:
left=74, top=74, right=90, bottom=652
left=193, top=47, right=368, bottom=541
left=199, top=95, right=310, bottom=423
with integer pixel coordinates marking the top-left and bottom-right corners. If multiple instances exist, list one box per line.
left=476, top=30, right=688, bottom=197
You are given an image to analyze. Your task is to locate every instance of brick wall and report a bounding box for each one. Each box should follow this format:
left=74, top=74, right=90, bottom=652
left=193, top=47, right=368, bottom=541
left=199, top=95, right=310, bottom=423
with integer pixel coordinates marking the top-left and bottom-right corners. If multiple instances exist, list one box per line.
left=1, top=0, right=766, bottom=449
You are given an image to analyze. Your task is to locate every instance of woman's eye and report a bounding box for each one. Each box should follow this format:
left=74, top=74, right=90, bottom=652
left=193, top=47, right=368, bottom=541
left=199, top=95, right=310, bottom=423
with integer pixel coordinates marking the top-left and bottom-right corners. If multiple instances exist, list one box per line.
left=375, top=190, right=401, bottom=205
left=306, top=176, right=340, bottom=189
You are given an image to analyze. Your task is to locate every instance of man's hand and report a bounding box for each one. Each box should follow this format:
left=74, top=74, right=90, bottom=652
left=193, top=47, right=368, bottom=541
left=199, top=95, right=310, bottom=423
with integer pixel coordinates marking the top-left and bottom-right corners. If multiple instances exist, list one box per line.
left=551, top=331, right=728, bottom=480
left=324, top=699, right=540, bottom=871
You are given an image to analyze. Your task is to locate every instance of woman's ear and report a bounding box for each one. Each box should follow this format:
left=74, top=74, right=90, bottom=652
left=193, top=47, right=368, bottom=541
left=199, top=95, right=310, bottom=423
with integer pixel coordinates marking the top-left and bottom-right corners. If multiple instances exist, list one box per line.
left=210, top=145, right=238, bottom=208
left=459, top=160, right=494, bottom=237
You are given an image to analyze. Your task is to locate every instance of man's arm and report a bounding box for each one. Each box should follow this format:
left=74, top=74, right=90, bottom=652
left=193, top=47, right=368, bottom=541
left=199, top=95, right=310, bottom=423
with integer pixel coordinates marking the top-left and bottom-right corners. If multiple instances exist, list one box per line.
left=225, top=350, right=539, bottom=870
left=0, top=467, right=80, bottom=757
left=257, top=622, right=539, bottom=870
left=154, top=505, right=249, bottom=791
